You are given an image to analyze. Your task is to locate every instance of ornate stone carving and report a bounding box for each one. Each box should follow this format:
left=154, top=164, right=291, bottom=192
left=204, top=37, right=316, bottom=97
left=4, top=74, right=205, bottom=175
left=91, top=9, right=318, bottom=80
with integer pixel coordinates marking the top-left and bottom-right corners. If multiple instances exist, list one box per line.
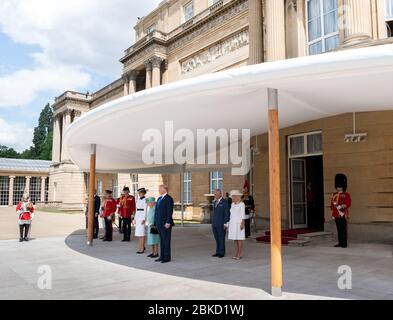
left=144, top=60, right=153, bottom=71
left=151, top=56, right=164, bottom=68
left=181, top=29, right=249, bottom=74
left=123, top=43, right=167, bottom=67
left=168, top=0, right=248, bottom=52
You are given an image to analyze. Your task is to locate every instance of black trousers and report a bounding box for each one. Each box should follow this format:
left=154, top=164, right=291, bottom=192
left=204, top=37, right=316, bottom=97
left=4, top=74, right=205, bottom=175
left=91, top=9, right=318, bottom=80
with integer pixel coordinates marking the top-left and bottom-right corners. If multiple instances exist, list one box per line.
left=245, top=218, right=251, bottom=238
left=19, top=224, right=30, bottom=239
left=212, top=225, right=226, bottom=256
left=158, top=227, right=172, bottom=261
left=85, top=216, right=99, bottom=239
left=122, top=218, right=132, bottom=240
left=104, top=218, right=113, bottom=241
left=335, top=217, right=348, bottom=248
left=118, top=217, right=123, bottom=233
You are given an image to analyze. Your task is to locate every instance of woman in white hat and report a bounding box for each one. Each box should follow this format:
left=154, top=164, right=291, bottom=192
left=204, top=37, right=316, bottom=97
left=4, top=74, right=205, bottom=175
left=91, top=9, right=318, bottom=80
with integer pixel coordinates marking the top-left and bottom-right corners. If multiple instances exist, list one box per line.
left=228, top=190, right=246, bottom=260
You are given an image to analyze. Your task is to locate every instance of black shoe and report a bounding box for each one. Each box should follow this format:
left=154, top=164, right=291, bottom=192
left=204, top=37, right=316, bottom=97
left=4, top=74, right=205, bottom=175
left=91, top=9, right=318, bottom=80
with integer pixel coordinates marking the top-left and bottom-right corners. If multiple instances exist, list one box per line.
left=151, top=254, right=159, bottom=258
left=122, top=239, right=129, bottom=242
left=218, top=255, right=225, bottom=258
left=161, top=260, right=170, bottom=264
left=19, top=238, right=23, bottom=242
left=147, top=253, right=153, bottom=258
left=24, top=237, right=29, bottom=242
left=334, top=244, right=341, bottom=247
left=341, top=245, right=348, bottom=248
left=212, top=254, right=219, bottom=257
left=137, top=251, right=145, bottom=254
left=155, top=258, right=162, bottom=262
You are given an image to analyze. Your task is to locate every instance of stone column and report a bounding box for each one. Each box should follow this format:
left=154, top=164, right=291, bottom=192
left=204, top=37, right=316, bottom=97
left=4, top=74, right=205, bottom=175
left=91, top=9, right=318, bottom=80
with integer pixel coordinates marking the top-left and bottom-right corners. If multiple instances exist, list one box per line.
left=248, top=0, right=264, bottom=65
left=8, top=176, right=15, bottom=206
left=40, top=177, right=47, bottom=203
left=52, top=115, right=61, bottom=163
left=61, top=110, right=72, bottom=161
left=25, top=176, right=31, bottom=196
left=161, top=60, right=169, bottom=85
left=265, top=0, right=286, bottom=62
left=343, top=0, right=373, bottom=46
left=122, top=74, right=129, bottom=96
left=128, top=71, right=138, bottom=94
left=145, top=61, right=152, bottom=89
left=151, top=57, right=163, bottom=87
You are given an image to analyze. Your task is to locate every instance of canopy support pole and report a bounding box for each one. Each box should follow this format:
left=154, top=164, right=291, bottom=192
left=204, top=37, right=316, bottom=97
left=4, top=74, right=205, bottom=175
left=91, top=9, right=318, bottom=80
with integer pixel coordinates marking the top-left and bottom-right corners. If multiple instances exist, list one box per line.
left=87, top=144, right=96, bottom=246
left=180, top=164, right=185, bottom=227
left=268, top=88, right=283, bottom=297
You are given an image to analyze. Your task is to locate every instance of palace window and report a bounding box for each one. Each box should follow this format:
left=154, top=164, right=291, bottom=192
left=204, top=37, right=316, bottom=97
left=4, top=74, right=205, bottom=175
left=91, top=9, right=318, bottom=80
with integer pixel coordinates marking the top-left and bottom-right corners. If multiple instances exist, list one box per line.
left=386, top=0, right=393, bottom=37
left=183, top=2, right=194, bottom=22
left=97, top=179, right=103, bottom=196
left=131, top=174, right=139, bottom=198
left=45, top=178, right=49, bottom=203
left=289, top=132, right=323, bottom=158
left=112, top=178, right=119, bottom=199
left=13, top=177, right=26, bottom=205
left=0, top=176, right=9, bottom=206
left=29, top=177, right=41, bottom=204
left=307, top=0, right=339, bottom=55
left=183, top=172, right=192, bottom=204
left=210, top=171, right=223, bottom=194
left=146, top=24, right=156, bottom=34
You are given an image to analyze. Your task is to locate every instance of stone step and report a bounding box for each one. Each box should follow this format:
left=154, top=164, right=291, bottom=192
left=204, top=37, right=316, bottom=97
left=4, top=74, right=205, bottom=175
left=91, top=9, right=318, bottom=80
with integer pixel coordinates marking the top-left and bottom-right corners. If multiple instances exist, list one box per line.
left=288, top=239, right=312, bottom=247
left=298, top=231, right=333, bottom=240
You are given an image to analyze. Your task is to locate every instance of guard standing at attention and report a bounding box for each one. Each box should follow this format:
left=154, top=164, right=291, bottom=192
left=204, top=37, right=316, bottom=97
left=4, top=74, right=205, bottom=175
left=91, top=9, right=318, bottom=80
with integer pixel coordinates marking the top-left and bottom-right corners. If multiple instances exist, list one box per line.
left=331, top=174, right=351, bottom=248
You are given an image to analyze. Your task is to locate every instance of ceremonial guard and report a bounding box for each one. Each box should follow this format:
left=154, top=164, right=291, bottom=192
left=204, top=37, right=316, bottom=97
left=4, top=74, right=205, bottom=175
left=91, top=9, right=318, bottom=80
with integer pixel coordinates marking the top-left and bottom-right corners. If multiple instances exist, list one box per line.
left=100, top=190, right=117, bottom=242
left=118, top=187, right=136, bottom=242
left=16, top=195, right=35, bottom=242
left=135, top=188, right=148, bottom=254
left=242, top=187, right=255, bottom=238
left=331, top=174, right=351, bottom=248
left=116, top=192, right=123, bottom=234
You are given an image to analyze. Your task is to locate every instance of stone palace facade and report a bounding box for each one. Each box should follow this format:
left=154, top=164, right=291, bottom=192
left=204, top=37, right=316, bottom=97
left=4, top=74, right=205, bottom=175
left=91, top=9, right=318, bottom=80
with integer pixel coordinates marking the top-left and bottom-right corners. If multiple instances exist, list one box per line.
left=50, top=0, right=393, bottom=240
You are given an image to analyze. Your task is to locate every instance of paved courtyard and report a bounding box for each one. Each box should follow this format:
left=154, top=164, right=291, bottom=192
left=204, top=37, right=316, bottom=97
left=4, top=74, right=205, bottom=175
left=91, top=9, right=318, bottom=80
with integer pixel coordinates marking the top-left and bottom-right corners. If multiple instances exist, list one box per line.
left=0, top=207, right=392, bottom=300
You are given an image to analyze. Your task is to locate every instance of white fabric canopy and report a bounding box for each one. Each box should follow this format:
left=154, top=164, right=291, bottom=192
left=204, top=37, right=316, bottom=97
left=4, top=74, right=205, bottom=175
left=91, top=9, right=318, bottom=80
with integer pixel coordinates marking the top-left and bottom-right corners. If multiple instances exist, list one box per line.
left=64, top=44, right=393, bottom=172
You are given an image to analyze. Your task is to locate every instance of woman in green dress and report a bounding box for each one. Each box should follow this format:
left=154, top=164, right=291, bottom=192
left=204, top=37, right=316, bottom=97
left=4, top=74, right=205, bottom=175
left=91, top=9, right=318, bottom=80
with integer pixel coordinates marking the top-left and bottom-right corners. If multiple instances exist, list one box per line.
left=146, top=197, right=160, bottom=258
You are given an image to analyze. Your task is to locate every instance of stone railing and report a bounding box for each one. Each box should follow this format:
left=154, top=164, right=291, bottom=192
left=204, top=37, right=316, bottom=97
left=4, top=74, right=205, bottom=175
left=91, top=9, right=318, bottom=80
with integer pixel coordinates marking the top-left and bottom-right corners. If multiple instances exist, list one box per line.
left=124, top=30, right=168, bottom=56
left=55, top=91, right=91, bottom=102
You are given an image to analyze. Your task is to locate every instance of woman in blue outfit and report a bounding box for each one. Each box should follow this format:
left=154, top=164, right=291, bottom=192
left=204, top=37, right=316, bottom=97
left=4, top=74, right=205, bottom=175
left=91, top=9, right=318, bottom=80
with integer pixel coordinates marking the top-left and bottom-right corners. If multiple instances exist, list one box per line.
left=146, top=197, right=160, bottom=258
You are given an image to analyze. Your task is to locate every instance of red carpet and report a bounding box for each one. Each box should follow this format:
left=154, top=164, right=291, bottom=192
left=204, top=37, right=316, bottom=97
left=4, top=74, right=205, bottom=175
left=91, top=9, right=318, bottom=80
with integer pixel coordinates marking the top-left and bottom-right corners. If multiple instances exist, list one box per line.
left=256, top=229, right=320, bottom=245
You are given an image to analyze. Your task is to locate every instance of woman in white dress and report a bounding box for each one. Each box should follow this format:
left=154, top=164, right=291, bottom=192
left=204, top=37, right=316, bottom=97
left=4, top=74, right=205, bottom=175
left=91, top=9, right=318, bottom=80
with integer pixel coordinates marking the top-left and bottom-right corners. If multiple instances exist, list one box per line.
left=134, top=188, right=148, bottom=254
left=228, top=190, right=246, bottom=260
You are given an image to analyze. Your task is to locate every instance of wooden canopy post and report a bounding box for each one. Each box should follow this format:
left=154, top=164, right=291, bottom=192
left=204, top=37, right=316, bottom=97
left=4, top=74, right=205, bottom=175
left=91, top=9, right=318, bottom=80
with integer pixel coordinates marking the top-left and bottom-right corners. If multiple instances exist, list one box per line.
left=87, top=144, right=97, bottom=246
left=268, top=88, right=283, bottom=297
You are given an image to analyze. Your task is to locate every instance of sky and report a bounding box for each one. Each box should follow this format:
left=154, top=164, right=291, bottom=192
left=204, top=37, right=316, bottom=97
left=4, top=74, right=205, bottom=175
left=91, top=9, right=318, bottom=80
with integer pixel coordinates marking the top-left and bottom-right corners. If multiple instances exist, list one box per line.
left=0, top=0, right=161, bottom=152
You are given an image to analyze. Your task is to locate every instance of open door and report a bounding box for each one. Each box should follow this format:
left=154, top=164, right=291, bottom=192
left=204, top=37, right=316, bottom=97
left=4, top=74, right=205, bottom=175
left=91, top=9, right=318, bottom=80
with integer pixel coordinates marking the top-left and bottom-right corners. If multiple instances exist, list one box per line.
left=290, top=158, right=307, bottom=229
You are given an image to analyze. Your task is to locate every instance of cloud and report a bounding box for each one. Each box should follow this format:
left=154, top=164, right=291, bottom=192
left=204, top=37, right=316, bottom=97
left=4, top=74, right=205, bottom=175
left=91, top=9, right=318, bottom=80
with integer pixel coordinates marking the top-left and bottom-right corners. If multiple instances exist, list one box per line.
left=0, top=116, right=33, bottom=152
left=0, top=0, right=161, bottom=108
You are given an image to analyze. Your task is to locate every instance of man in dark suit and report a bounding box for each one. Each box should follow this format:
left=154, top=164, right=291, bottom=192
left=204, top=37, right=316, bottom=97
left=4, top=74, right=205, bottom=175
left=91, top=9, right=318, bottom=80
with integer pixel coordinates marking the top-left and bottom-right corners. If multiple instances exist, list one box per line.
left=85, top=190, right=101, bottom=239
left=154, top=185, right=174, bottom=263
left=212, top=189, right=230, bottom=258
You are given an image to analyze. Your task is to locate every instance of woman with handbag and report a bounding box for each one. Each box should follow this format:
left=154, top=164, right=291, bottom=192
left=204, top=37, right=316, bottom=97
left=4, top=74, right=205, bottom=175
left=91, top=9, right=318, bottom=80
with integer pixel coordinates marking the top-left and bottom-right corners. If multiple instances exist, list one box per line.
left=146, top=197, right=159, bottom=258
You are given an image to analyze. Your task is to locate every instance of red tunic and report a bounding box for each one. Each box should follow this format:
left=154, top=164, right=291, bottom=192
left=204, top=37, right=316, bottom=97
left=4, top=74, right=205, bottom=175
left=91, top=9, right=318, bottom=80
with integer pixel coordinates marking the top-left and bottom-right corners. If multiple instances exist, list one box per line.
left=118, top=195, right=136, bottom=219
left=16, top=201, right=35, bottom=221
left=102, top=198, right=117, bottom=218
left=330, top=192, right=351, bottom=219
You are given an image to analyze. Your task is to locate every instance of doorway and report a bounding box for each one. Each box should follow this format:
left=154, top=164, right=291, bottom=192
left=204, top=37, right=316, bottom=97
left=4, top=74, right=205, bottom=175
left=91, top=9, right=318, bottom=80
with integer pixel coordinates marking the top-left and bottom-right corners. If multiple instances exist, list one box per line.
left=288, top=132, right=325, bottom=230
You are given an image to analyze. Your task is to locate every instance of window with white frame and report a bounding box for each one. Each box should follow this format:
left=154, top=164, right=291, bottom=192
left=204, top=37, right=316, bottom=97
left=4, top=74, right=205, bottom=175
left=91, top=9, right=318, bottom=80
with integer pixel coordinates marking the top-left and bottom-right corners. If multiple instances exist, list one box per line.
left=288, top=132, right=323, bottom=158
left=0, top=176, right=9, bottom=206
left=210, top=171, right=223, bottom=194
left=307, top=0, right=339, bottom=55
left=97, top=180, right=103, bottom=196
left=13, top=177, right=25, bottom=205
left=183, top=172, right=192, bottom=204
left=386, top=0, right=393, bottom=37
left=29, top=177, right=41, bottom=204
left=112, top=179, right=119, bottom=199
left=131, top=174, right=139, bottom=198
left=183, top=2, right=194, bottom=22
left=146, top=24, right=156, bottom=34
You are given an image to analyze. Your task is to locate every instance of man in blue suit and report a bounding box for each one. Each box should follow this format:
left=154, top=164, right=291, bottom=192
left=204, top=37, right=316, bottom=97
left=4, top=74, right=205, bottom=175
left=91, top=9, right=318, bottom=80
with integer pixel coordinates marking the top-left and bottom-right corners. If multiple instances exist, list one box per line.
left=212, top=189, right=230, bottom=258
left=154, top=185, right=174, bottom=263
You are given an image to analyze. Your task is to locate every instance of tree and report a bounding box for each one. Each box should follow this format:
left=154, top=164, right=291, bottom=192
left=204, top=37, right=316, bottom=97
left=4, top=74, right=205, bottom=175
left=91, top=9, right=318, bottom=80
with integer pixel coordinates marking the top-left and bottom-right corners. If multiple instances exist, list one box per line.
left=0, top=104, right=53, bottom=161
left=0, top=145, right=20, bottom=158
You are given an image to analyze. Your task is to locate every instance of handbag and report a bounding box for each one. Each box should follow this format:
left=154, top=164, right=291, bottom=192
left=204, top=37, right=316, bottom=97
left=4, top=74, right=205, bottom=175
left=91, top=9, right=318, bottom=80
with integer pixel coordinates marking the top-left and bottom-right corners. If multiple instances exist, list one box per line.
left=150, top=225, right=159, bottom=234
